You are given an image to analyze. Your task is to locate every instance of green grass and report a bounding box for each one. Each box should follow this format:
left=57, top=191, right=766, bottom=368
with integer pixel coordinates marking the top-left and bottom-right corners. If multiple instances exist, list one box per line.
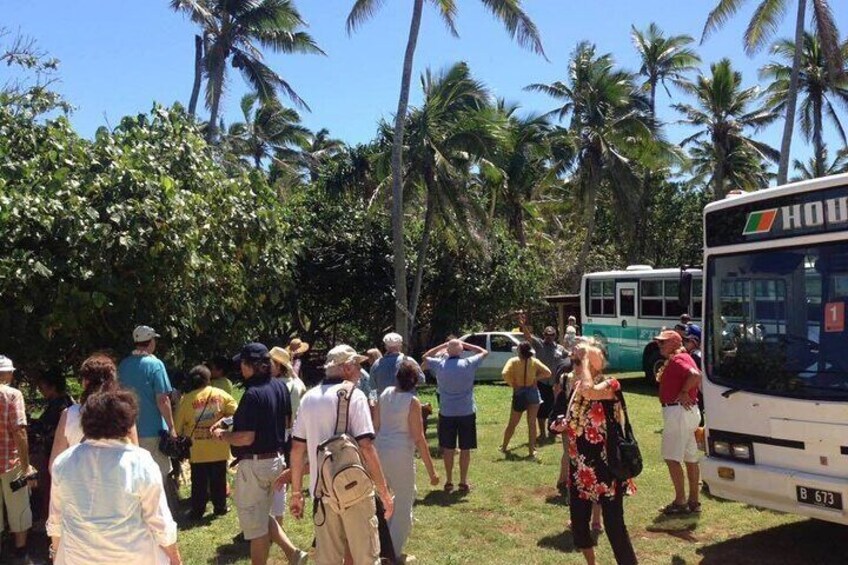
left=178, top=375, right=845, bottom=564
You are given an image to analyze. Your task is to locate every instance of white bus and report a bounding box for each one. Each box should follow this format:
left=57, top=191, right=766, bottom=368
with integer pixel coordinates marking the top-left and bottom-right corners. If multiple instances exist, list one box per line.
left=701, top=174, right=848, bottom=525
left=581, top=266, right=702, bottom=379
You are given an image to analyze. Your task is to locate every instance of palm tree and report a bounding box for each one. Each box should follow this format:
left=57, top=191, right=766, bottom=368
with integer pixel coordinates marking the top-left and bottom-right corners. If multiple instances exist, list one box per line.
left=674, top=59, right=780, bottom=199
left=225, top=93, right=311, bottom=170
left=527, top=42, right=668, bottom=283
left=631, top=23, right=701, bottom=115
left=702, top=0, right=842, bottom=185
left=398, top=62, right=502, bottom=334
left=300, top=128, right=346, bottom=182
left=346, top=0, right=545, bottom=341
left=171, top=0, right=324, bottom=142
left=478, top=102, right=571, bottom=247
left=792, top=146, right=848, bottom=179
left=760, top=33, right=848, bottom=177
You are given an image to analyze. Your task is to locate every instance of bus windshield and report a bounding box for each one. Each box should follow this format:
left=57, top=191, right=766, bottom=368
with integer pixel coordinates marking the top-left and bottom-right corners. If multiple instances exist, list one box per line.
left=706, top=242, right=848, bottom=400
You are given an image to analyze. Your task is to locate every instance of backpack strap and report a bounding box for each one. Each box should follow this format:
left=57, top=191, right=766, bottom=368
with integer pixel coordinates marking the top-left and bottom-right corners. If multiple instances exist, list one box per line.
left=334, top=381, right=355, bottom=435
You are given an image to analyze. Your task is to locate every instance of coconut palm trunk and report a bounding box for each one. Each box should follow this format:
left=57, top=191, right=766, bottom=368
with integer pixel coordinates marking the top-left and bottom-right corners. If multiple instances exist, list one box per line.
left=813, top=93, right=825, bottom=176
left=574, top=182, right=598, bottom=289
left=777, top=0, right=808, bottom=184
left=409, top=168, right=436, bottom=338
left=207, top=58, right=226, bottom=142
left=188, top=35, right=203, bottom=117
left=390, top=0, right=424, bottom=344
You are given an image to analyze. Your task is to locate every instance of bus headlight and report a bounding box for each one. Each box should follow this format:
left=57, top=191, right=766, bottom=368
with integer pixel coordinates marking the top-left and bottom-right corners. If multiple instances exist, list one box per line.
left=712, top=441, right=731, bottom=456
left=731, top=443, right=753, bottom=462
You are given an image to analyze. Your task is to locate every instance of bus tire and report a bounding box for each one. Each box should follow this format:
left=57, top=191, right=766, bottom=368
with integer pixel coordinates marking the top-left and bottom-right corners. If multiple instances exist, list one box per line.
left=643, top=345, right=663, bottom=384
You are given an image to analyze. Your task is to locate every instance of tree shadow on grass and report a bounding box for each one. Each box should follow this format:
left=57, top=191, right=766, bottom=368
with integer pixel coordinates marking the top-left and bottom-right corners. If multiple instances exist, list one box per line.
left=208, top=533, right=251, bottom=564
left=697, top=519, right=846, bottom=564
left=416, top=490, right=470, bottom=507
left=537, top=530, right=577, bottom=552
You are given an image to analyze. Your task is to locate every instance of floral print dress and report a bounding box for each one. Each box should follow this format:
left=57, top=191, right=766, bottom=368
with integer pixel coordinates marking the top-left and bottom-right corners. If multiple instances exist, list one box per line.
left=566, top=375, right=637, bottom=502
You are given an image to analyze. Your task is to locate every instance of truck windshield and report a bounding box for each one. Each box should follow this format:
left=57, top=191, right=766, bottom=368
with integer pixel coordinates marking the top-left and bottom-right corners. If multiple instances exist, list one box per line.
left=706, top=243, right=848, bottom=400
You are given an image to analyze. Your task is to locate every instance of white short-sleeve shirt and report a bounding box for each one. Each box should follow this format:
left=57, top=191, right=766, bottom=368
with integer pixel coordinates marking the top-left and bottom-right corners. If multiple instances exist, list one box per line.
left=292, top=378, right=375, bottom=497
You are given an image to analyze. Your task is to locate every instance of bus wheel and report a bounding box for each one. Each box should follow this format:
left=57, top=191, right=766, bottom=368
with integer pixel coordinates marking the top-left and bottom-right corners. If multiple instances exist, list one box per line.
left=643, top=349, right=663, bottom=384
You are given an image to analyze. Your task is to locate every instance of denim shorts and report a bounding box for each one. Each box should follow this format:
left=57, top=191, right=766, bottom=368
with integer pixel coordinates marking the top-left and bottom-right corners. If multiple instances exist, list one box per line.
left=512, top=386, right=542, bottom=412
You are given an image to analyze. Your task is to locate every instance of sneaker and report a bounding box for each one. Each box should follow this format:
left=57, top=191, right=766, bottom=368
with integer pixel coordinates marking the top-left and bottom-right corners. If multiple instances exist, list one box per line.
left=291, top=549, right=309, bottom=565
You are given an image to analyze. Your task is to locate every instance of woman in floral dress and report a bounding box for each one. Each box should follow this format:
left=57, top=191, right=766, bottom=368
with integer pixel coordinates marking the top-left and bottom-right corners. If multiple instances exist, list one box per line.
left=553, top=342, right=638, bottom=565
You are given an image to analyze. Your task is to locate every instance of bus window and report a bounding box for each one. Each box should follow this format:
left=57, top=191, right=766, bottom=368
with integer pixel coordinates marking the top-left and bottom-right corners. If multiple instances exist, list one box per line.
left=707, top=245, right=848, bottom=400
left=665, top=280, right=685, bottom=317
left=692, top=278, right=703, bottom=319
left=640, top=280, right=663, bottom=316
left=619, top=288, right=635, bottom=316
left=589, top=279, right=615, bottom=316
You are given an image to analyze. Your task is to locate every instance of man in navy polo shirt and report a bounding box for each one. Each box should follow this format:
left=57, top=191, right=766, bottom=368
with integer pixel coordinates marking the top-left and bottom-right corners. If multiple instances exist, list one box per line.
left=212, top=343, right=307, bottom=565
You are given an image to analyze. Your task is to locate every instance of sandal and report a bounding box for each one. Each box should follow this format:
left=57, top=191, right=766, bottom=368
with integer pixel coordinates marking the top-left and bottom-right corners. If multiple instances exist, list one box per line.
left=458, top=483, right=471, bottom=493
left=443, top=482, right=454, bottom=493
left=660, top=502, right=691, bottom=515
left=688, top=502, right=702, bottom=514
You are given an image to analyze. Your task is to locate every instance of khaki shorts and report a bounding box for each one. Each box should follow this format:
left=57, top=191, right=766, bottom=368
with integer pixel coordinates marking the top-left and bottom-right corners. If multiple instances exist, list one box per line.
left=0, top=466, right=33, bottom=533
left=314, top=494, right=380, bottom=565
left=234, top=457, right=285, bottom=540
left=661, top=405, right=702, bottom=463
left=139, top=436, right=172, bottom=479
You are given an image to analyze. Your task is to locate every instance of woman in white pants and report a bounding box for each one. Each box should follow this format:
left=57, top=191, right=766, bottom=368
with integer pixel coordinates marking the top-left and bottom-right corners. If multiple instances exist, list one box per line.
left=375, top=360, right=439, bottom=563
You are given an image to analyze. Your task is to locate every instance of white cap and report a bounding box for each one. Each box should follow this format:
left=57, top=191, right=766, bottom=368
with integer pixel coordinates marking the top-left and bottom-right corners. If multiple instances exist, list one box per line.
left=0, top=355, right=15, bottom=372
left=324, top=345, right=368, bottom=369
left=133, top=325, right=160, bottom=343
left=383, top=332, right=403, bottom=346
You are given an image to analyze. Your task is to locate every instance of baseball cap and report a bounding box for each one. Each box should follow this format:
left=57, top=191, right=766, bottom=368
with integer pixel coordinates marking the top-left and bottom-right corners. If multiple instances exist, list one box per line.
left=543, top=326, right=557, bottom=336
left=324, top=344, right=368, bottom=369
left=233, top=342, right=271, bottom=364
left=0, top=355, right=15, bottom=372
left=684, top=324, right=702, bottom=344
left=654, top=330, right=683, bottom=348
left=132, top=325, right=160, bottom=342
left=383, top=332, right=403, bottom=346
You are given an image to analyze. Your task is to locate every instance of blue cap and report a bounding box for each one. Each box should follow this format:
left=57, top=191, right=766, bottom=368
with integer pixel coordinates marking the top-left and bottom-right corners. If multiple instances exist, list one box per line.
left=684, top=324, right=702, bottom=343
left=233, top=342, right=270, bottom=364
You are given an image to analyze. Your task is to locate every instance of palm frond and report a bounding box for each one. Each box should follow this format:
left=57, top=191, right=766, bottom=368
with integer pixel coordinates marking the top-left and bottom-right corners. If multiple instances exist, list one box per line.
left=743, top=0, right=787, bottom=55
left=346, top=0, right=385, bottom=34
left=479, top=0, right=546, bottom=58
left=702, top=0, right=748, bottom=43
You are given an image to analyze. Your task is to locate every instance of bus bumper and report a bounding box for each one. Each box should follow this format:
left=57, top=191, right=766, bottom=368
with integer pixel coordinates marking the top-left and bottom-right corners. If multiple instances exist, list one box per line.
left=702, top=457, right=848, bottom=525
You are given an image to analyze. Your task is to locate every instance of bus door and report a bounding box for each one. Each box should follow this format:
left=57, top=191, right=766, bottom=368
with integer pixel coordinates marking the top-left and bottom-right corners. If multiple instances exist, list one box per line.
left=616, top=282, right=641, bottom=368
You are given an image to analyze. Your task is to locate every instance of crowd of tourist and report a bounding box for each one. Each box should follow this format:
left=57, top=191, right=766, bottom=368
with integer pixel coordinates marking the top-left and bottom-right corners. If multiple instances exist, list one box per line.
left=0, top=311, right=704, bottom=564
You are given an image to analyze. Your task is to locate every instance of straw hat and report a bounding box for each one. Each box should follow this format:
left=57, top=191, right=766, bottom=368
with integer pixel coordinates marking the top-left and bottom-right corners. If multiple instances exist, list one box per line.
left=269, top=347, right=294, bottom=374
left=287, top=338, right=310, bottom=356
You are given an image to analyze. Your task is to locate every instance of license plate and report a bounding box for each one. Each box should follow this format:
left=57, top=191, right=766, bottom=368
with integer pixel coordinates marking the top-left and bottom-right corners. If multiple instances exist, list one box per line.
left=796, top=485, right=843, bottom=510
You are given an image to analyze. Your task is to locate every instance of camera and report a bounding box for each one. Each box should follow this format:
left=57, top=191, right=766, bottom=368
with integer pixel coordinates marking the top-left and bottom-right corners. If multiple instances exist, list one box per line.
left=10, top=471, right=37, bottom=492
left=219, top=416, right=234, bottom=430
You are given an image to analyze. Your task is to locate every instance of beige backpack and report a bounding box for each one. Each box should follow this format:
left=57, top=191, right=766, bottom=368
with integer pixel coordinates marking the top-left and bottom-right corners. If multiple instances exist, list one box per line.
left=315, top=381, right=374, bottom=513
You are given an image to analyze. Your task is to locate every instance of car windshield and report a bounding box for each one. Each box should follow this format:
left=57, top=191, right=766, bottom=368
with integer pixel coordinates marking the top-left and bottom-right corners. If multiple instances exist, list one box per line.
left=706, top=242, right=848, bottom=400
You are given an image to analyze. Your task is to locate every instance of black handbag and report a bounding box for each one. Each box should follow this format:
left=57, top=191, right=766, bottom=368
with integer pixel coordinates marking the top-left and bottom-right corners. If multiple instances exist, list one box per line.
left=603, top=389, right=643, bottom=481
left=159, top=392, right=212, bottom=460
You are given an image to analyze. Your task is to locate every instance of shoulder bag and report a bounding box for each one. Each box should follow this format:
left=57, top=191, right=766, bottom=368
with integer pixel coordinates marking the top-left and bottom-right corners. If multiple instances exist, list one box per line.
left=602, top=389, right=643, bottom=480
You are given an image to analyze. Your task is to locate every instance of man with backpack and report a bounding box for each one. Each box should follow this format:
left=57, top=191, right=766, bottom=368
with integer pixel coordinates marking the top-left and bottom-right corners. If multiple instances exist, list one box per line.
left=289, top=344, right=394, bottom=564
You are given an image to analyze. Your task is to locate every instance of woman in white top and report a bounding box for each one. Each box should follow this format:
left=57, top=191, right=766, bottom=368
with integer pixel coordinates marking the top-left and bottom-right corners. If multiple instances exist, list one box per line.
left=48, top=389, right=181, bottom=565
left=269, top=346, right=307, bottom=523
left=375, top=360, right=439, bottom=562
left=50, top=354, right=137, bottom=469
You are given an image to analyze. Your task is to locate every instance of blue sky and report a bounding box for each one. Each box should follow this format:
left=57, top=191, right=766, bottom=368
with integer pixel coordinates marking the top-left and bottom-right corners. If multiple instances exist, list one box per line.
left=4, top=1, right=848, bottom=164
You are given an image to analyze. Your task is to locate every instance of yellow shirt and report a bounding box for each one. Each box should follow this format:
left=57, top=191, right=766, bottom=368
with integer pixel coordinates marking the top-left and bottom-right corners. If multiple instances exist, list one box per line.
left=175, top=386, right=238, bottom=463
left=502, top=357, right=551, bottom=388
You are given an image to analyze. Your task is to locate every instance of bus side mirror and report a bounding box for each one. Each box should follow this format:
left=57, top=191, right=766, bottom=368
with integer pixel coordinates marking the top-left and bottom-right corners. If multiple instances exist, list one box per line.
left=679, top=272, right=693, bottom=311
